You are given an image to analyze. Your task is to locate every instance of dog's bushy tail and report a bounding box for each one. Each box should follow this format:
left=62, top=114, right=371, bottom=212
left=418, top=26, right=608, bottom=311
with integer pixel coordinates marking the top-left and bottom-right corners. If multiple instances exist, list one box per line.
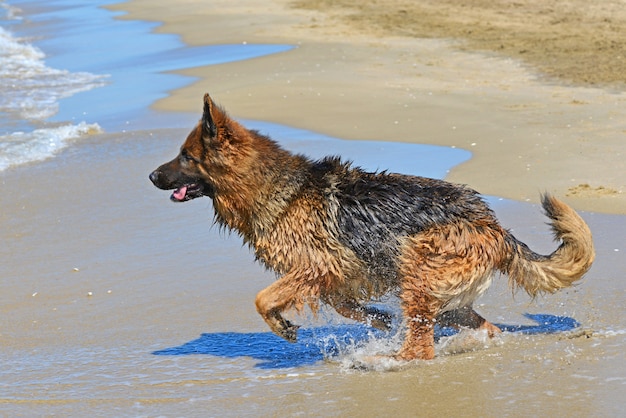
left=504, top=194, right=595, bottom=297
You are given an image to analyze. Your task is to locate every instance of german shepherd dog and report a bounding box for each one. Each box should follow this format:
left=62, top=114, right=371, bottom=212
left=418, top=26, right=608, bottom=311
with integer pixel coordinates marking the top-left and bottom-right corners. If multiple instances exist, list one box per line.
left=150, top=94, right=595, bottom=361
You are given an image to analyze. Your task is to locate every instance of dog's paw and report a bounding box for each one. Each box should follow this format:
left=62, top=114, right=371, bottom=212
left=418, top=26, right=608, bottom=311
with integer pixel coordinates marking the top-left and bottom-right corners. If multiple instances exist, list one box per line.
left=480, top=320, right=502, bottom=338
left=278, top=319, right=300, bottom=343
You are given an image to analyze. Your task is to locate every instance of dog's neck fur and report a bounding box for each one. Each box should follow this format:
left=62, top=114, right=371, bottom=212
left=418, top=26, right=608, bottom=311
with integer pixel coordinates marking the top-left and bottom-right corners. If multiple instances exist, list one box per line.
left=210, top=121, right=310, bottom=244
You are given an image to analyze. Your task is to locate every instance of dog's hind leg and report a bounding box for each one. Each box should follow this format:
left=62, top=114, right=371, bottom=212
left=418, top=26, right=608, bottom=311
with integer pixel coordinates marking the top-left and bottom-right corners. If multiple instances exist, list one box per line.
left=397, top=267, right=500, bottom=360
left=395, top=224, right=502, bottom=360
left=437, top=306, right=502, bottom=337
left=394, top=237, right=454, bottom=360
left=395, top=282, right=441, bottom=361
left=329, top=298, right=392, bottom=331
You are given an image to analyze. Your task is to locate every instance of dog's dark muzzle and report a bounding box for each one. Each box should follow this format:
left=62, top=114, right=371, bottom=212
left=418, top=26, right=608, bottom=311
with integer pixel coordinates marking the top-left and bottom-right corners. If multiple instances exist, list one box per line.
left=149, top=169, right=169, bottom=190
left=149, top=166, right=213, bottom=201
left=149, top=160, right=189, bottom=190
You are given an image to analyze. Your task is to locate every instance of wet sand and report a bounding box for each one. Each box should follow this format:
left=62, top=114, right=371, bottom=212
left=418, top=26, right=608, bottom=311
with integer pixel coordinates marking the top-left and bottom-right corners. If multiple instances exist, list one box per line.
left=1, top=127, right=624, bottom=416
left=2, top=0, right=626, bottom=416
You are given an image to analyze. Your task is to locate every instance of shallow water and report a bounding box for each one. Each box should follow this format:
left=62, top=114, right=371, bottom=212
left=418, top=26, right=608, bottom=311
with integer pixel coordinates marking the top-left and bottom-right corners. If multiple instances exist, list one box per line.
left=1, top=128, right=624, bottom=417
left=0, top=0, right=291, bottom=169
left=1, top=0, right=625, bottom=416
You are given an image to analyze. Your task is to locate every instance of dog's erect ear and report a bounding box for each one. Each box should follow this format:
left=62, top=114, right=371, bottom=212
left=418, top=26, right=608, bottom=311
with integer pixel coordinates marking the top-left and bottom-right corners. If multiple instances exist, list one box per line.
left=202, top=93, right=218, bottom=139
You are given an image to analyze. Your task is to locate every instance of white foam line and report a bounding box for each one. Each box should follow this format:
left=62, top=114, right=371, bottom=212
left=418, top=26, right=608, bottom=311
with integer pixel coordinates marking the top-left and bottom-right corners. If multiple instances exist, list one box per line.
left=0, top=122, right=103, bottom=171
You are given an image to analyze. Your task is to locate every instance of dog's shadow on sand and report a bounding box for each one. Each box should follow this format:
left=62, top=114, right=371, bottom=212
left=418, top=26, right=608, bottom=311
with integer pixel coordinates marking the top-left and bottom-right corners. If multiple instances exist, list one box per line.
left=152, top=313, right=579, bottom=369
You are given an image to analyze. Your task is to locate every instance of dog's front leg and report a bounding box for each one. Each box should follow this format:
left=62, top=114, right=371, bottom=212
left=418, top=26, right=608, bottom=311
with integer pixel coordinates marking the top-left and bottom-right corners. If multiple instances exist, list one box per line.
left=255, top=272, right=311, bottom=343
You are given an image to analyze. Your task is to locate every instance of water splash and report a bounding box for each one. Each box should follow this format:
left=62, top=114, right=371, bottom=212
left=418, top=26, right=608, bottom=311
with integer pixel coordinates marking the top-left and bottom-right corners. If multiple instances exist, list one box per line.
left=152, top=313, right=580, bottom=371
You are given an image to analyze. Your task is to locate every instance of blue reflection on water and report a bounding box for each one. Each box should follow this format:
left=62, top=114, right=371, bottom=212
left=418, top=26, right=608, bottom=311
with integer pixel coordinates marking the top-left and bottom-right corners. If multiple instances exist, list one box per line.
left=246, top=120, right=472, bottom=181
left=153, top=325, right=381, bottom=369
left=499, top=313, right=580, bottom=334
left=7, top=0, right=293, bottom=130
left=153, top=314, right=579, bottom=369
left=50, top=42, right=292, bottom=129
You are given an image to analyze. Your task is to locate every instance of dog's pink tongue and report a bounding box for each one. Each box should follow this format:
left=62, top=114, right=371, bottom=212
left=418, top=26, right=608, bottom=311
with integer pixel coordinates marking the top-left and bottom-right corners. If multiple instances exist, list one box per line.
left=172, top=186, right=187, bottom=201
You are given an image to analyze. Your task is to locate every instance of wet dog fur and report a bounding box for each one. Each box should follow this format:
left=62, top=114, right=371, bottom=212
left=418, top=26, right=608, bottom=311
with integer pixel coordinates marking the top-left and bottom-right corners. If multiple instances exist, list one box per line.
left=150, top=94, right=595, bottom=360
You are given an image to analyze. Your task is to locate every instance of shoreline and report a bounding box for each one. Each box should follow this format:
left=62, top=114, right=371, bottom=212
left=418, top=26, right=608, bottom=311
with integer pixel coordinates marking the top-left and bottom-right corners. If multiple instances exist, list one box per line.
left=108, top=0, right=626, bottom=214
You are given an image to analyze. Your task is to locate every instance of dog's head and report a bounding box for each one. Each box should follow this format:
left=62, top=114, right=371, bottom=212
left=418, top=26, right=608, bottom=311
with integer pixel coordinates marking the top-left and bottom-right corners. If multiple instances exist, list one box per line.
left=149, top=93, right=226, bottom=202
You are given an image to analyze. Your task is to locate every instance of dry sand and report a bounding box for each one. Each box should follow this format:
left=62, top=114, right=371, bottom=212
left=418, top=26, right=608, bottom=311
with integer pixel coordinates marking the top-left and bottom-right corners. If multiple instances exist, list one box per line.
left=109, top=0, right=626, bottom=214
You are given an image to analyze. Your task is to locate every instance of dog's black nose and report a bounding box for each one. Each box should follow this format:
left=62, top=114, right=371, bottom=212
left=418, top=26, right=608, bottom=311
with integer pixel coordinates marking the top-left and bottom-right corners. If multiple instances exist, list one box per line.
left=149, top=170, right=159, bottom=185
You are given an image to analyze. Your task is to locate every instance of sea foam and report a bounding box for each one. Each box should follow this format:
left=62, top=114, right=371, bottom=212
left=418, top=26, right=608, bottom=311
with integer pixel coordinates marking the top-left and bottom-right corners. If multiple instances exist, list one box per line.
left=0, top=20, right=107, bottom=170
left=0, top=122, right=102, bottom=171
left=0, top=26, right=108, bottom=121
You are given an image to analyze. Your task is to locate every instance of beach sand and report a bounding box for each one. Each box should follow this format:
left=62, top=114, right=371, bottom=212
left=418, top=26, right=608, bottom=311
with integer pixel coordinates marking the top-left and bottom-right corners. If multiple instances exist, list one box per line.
left=109, top=0, right=626, bottom=214
left=2, top=0, right=625, bottom=415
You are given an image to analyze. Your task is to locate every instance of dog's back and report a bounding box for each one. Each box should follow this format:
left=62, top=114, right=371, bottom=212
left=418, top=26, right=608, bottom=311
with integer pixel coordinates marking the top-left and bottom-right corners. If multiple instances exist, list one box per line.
left=299, top=157, right=500, bottom=288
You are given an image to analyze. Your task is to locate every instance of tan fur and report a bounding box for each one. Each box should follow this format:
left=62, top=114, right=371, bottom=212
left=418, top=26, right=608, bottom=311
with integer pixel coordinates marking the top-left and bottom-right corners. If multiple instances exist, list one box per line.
left=506, top=194, right=595, bottom=297
left=150, top=94, right=596, bottom=361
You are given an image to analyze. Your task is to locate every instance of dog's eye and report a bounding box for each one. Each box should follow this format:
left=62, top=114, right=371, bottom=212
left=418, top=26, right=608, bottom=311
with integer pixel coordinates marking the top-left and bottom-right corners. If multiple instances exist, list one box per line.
left=181, top=150, right=195, bottom=163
